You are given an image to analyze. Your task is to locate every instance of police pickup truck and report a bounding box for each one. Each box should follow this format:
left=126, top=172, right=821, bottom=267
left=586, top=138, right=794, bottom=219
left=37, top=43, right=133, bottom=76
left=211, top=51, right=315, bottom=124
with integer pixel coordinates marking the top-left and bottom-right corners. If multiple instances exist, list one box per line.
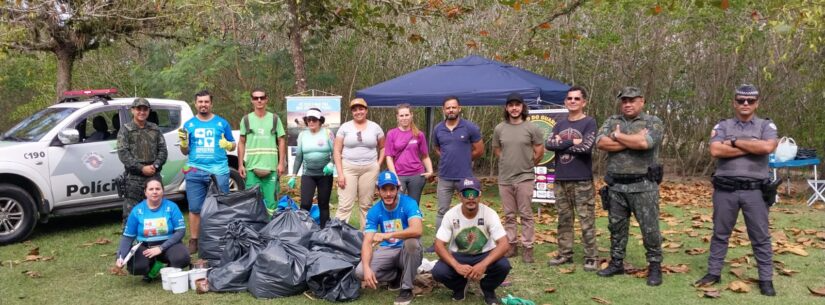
left=0, top=89, right=244, bottom=244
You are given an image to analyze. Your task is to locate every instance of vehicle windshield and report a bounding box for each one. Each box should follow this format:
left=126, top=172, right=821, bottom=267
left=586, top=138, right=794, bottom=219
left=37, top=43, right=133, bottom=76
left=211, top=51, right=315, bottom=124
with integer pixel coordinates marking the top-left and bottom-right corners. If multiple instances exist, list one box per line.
left=2, top=107, right=77, bottom=142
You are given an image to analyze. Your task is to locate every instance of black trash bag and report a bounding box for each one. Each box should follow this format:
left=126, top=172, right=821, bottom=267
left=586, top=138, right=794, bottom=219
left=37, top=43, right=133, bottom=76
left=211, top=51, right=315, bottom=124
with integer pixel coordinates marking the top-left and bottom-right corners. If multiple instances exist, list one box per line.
left=305, top=251, right=360, bottom=302
left=259, top=209, right=319, bottom=248
left=308, top=219, right=363, bottom=265
left=199, top=178, right=268, bottom=261
left=208, top=222, right=266, bottom=292
left=248, top=238, right=310, bottom=298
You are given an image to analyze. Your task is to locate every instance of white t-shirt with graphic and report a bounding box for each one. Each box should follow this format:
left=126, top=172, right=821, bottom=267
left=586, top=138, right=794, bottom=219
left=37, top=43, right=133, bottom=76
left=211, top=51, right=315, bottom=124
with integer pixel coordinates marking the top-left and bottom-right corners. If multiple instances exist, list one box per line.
left=435, top=204, right=506, bottom=255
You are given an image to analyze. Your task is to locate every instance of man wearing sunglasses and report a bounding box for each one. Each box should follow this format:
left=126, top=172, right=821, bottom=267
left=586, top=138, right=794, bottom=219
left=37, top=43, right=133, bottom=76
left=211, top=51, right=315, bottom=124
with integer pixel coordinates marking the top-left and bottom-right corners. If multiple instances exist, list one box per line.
left=356, top=170, right=423, bottom=305
left=595, top=87, right=665, bottom=286
left=116, top=98, right=168, bottom=224
left=432, top=177, right=511, bottom=305
left=492, top=92, right=544, bottom=263
left=238, top=88, right=286, bottom=215
left=694, top=84, right=778, bottom=296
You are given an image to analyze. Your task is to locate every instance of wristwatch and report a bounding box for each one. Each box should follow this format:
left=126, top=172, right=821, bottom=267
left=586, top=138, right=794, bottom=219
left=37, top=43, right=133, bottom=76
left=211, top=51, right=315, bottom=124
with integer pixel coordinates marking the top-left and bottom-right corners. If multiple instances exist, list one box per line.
left=153, top=163, right=160, bottom=170
left=730, top=137, right=737, bottom=148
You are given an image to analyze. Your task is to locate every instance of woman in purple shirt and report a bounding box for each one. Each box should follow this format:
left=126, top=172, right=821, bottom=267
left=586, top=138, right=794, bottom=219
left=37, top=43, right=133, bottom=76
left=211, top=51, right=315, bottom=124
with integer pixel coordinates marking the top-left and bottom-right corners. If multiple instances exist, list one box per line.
left=385, top=104, right=433, bottom=205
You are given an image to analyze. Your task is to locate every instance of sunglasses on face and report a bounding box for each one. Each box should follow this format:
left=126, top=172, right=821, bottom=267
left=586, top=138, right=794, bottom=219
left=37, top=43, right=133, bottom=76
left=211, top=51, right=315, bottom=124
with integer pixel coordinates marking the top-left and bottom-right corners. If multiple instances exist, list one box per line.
left=460, top=189, right=479, bottom=199
left=735, top=98, right=757, bottom=105
left=252, top=96, right=267, bottom=101
left=566, top=97, right=583, bottom=101
left=306, top=117, right=319, bottom=122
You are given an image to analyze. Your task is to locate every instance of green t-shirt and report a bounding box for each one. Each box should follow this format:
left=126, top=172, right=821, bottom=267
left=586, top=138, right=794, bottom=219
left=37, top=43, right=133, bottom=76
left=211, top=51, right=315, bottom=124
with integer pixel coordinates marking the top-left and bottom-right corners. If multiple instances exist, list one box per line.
left=240, top=112, right=285, bottom=171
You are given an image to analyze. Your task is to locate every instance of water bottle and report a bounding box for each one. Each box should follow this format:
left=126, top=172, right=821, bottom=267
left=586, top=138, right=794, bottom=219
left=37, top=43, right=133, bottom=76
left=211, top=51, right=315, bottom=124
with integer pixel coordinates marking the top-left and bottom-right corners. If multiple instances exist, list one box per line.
left=147, top=260, right=165, bottom=279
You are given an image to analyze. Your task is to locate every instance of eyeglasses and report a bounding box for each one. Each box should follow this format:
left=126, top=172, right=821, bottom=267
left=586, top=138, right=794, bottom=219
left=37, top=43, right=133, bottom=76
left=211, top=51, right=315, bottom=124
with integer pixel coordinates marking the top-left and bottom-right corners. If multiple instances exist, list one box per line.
left=252, top=96, right=267, bottom=101
left=306, top=117, right=319, bottom=122
left=565, top=97, right=583, bottom=101
left=460, top=189, right=479, bottom=199
left=357, top=131, right=362, bottom=142
left=735, top=98, right=757, bottom=105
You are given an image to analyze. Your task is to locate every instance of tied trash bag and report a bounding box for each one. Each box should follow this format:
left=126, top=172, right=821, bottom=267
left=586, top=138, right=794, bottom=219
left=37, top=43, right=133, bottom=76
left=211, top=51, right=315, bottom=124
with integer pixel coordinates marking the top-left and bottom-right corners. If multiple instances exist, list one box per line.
left=259, top=209, right=319, bottom=248
left=305, top=251, right=361, bottom=302
left=248, top=238, right=309, bottom=298
left=277, top=195, right=321, bottom=224
left=308, top=219, right=363, bottom=264
left=199, top=178, right=269, bottom=262
left=208, top=221, right=265, bottom=292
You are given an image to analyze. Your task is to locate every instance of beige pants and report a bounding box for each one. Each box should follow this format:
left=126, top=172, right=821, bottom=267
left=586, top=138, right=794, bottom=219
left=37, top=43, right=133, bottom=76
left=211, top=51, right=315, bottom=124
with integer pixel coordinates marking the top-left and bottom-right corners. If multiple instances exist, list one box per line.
left=336, top=161, right=380, bottom=228
left=499, top=180, right=535, bottom=248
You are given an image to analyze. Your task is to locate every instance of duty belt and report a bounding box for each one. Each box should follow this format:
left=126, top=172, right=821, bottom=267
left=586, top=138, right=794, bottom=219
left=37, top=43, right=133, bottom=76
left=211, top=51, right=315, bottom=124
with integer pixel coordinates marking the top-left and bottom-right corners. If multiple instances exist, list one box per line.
left=712, top=176, right=763, bottom=191
left=607, top=173, right=647, bottom=185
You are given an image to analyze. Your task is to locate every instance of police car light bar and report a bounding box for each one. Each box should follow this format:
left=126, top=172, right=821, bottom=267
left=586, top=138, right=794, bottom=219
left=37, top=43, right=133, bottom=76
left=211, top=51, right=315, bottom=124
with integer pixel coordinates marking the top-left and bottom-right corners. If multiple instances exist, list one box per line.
left=62, top=88, right=118, bottom=97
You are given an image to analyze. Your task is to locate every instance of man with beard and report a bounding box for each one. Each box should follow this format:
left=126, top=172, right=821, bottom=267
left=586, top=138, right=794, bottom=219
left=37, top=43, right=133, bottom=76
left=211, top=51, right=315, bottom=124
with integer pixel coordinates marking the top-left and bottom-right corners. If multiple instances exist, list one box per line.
left=694, top=84, right=778, bottom=296
left=432, top=177, right=510, bottom=305
left=429, top=96, right=484, bottom=253
left=178, top=90, right=236, bottom=254
left=356, top=170, right=423, bottom=305
left=492, top=92, right=544, bottom=263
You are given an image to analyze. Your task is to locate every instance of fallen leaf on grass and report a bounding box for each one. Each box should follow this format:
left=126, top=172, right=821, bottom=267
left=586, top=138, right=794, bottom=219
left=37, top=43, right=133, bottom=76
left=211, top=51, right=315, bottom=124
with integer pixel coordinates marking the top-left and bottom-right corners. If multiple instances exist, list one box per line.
left=81, top=238, right=112, bottom=247
left=22, top=270, right=42, bottom=278
left=544, top=287, right=556, bottom=293
left=816, top=232, right=825, bottom=240
left=27, top=247, right=39, bottom=256
left=727, top=280, right=751, bottom=293
left=591, top=297, right=611, bottom=304
left=777, top=268, right=798, bottom=276
left=545, top=251, right=559, bottom=258
left=685, top=248, right=707, bottom=255
left=729, top=268, right=746, bottom=279
left=559, top=266, right=575, bottom=274
left=809, top=286, right=825, bottom=297
left=776, top=246, right=809, bottom=256
left=702, top=289, right=721, bottom=298
left=109, top=266, right=127, bottom=276
left=662, top=264, right=689, bottom=274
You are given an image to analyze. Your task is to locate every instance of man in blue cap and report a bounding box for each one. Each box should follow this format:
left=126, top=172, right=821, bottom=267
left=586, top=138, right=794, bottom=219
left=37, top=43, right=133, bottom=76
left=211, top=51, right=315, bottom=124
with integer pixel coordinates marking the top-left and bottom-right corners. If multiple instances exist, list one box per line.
left=356, top=170, right=423, bottom=305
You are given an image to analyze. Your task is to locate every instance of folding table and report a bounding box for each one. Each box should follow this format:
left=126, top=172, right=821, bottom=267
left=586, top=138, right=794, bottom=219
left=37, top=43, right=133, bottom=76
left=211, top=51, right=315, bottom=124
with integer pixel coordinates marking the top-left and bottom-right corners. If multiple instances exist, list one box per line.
left=769, top=158, right=822, bottom=206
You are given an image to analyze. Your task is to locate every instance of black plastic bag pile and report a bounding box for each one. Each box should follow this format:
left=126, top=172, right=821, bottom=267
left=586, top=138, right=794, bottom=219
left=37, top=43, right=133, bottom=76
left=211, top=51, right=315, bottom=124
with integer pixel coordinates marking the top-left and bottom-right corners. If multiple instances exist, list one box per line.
left=305, top=219, right=364, bottom=302
left=198, top=180, right=268, bottom=265
left=208, top=221, right=265, bottom=292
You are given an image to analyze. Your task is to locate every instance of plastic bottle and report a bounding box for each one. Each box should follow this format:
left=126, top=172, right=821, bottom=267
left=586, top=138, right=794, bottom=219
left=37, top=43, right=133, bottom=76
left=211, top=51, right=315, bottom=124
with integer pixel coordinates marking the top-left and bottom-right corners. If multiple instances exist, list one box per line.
left=147, top=260, right=165, bottom=279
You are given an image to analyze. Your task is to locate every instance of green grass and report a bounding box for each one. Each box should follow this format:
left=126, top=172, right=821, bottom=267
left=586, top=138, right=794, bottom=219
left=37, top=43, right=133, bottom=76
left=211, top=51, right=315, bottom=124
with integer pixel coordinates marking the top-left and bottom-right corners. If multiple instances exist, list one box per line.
left=1, top=182, right=824, bottom=305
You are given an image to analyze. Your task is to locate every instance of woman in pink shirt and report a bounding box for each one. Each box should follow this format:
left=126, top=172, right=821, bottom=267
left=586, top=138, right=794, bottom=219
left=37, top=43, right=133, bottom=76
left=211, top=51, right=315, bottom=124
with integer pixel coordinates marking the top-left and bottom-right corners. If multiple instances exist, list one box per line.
left=384, top=104, right=434, bottom=205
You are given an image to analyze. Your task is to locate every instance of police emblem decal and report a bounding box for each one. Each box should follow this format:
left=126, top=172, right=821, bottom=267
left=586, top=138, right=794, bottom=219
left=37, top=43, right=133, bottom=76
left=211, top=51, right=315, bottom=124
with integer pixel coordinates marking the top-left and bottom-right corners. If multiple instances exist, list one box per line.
left=82, top=152, right=104, bottom=171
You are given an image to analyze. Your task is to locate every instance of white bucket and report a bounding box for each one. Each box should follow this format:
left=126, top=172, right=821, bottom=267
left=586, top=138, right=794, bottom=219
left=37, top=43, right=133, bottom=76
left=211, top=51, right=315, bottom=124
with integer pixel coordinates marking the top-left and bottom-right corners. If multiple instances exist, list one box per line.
left=168, top=271, right=190, bottom=294
left=188, top=268, right=208, bottom=290
left=160, top=267, right=182, bottom=291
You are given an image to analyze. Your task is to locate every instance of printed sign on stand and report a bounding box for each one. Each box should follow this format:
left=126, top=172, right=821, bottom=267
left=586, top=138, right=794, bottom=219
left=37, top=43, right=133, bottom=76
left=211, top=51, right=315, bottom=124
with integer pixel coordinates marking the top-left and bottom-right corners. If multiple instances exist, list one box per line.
left=285, top=95, right=341, bottom=176
left=528, top=109, right=569, bottom=203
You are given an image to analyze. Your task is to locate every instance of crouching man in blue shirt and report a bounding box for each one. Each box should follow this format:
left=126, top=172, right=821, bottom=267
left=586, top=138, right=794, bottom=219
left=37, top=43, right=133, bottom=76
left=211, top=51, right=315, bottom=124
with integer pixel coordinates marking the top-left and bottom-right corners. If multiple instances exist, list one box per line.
left=355, top=170, right=423, bottom=305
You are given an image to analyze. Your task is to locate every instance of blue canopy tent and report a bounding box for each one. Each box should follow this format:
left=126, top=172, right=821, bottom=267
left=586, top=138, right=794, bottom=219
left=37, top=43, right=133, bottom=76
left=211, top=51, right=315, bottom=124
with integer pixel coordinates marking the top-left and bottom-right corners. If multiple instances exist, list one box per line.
left=355, top=55, right=570, bottom=108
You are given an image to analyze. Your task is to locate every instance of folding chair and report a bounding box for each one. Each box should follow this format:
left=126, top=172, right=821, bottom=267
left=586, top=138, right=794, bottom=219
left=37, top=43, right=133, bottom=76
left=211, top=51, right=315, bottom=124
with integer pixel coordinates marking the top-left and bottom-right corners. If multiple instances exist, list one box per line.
left=807, top=179, right=825, bottom=206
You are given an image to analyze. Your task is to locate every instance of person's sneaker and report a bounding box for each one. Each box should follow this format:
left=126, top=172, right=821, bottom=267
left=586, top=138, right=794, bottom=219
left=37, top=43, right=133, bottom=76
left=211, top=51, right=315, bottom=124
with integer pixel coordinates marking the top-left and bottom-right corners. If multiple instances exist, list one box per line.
left=394, top=289, right=414, bottom=305
left=388, top=275, right=402, bottom=291
left=646, top=262, right=662, bottom=286
left=425, top=244, right=435, bottom=253
left=597, top=259, right=624, bottom=277
left=758, top=280, right=776, bottom=296
left=505, top=244, right=518, bottom=258
left=451, top=282, right=468, bottom=301
left=693, top=274, right=721, bottom=287
left=547, top=256, right=573, bottom=266
left=482, top=290, right=500, bottom=305
left=583, top=258, right=598, bottom=272
left=522, top=247, right=535, bottom=263
left=188, top=238, right=198, bottom=255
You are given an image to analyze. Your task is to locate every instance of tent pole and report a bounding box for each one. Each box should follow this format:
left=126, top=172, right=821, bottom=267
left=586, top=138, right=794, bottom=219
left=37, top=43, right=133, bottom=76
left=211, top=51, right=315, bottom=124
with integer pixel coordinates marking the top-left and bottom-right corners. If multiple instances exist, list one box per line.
left=426, top=107, right=434, bottom=150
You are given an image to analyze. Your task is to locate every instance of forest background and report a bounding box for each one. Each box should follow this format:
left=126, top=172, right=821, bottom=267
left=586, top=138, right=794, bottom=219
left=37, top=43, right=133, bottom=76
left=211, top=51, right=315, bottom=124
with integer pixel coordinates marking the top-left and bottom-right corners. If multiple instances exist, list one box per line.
left=2, top=0, right=824, bottom=177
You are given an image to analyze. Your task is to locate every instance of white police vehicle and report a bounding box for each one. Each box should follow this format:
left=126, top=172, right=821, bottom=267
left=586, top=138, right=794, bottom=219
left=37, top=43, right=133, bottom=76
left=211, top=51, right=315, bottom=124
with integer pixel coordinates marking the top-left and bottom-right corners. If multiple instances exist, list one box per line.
left=0, top=89, right=243, bottom=244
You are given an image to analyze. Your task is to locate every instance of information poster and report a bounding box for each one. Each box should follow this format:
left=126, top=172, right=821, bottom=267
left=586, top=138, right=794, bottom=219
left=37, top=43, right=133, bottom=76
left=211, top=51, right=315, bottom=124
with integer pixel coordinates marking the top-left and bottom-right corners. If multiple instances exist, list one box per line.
left=528, top=109, right=569, bottom=203
left=285, top=95, right=341, bottom=175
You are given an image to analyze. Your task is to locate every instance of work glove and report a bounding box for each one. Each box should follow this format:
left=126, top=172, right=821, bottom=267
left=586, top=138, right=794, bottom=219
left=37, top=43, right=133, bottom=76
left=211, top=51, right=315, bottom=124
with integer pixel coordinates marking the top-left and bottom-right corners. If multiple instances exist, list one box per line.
left=323, top=163, right=334, bottom=176
left=177, top=128, right=188, bottom=148
left=219, top=135, right=233, bottom=150
left=287, top=176, right=296, bottom=189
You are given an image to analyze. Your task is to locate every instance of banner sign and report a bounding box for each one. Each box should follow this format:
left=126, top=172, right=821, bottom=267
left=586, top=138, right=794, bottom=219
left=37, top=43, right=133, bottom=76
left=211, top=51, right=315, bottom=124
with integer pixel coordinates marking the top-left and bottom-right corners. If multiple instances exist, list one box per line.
left=285, top=95, right=342, bottom=175
left=528, top=109, right=569, bottom=203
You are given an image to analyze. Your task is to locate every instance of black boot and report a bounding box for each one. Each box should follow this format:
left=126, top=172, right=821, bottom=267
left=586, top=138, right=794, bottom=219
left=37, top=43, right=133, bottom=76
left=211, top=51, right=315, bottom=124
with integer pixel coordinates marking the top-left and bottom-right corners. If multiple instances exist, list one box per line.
left=694, top=274, right=721, bottom=287
left=646, top=262, right=662, bottom=286
left=597, top=259, right=624, bottom=277
left=758, top=280, right=776, bottom=296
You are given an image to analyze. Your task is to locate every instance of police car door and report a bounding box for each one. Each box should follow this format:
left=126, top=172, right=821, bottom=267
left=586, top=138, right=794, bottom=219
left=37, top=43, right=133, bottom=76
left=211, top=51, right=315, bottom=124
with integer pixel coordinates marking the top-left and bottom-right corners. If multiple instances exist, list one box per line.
left=48, top=107, right=123, bottom=207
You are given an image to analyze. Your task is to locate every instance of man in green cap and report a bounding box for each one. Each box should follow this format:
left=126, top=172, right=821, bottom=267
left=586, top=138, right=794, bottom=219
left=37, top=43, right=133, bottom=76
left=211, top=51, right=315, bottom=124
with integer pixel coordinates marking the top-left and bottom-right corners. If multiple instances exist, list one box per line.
left=595, top=87, right=665, bottom=286
left=117, top=98, right=168, bottom=224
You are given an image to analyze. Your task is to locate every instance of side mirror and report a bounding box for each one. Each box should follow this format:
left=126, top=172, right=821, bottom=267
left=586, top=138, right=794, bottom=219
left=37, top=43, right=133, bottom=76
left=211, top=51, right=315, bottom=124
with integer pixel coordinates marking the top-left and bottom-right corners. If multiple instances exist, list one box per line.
left=58, top=128, right=80, bottom=145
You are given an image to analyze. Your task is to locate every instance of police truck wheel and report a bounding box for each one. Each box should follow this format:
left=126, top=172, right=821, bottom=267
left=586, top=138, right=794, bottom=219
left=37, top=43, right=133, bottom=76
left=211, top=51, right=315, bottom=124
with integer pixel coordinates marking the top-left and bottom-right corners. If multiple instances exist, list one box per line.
left=229, top=168, right=245, bottom=192
left=0, top=184, right=37, bottom=245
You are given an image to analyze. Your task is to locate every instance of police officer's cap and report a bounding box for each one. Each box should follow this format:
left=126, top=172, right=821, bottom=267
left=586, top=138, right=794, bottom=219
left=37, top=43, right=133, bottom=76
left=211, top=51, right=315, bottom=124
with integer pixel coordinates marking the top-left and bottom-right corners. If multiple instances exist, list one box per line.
left=616, top=87, right=643, bottom=99
left=131, top=98, right=151, bottom=108
left=735, top=84, right=759, bottom=97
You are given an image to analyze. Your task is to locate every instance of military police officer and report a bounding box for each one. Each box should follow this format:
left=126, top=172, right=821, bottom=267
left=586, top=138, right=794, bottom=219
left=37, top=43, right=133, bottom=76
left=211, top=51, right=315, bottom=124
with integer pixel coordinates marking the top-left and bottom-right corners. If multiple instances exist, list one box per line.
left=595, top=87, right=664, bottom=286
left=116, top=98, right=168, bottom=223
left=694, top=84, right=778, bottom=296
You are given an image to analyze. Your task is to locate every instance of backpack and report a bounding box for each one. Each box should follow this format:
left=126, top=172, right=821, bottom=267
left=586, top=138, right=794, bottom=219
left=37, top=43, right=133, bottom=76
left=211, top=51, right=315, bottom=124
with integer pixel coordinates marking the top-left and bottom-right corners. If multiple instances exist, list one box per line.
left=242, top=113, right=281, bottom=137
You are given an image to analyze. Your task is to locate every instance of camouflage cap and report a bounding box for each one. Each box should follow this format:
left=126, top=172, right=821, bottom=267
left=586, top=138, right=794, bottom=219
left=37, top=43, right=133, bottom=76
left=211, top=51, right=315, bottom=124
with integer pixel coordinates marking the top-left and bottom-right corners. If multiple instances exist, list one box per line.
left=131, top=98, right=151, bottom=108
left=616, top=87, right=643, bottom=99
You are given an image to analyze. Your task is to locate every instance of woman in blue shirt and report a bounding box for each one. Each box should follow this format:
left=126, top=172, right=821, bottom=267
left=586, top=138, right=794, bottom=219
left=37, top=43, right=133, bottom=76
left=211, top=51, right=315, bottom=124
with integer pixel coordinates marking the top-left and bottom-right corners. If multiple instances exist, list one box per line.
left=115, top=177, right=190, bottom=279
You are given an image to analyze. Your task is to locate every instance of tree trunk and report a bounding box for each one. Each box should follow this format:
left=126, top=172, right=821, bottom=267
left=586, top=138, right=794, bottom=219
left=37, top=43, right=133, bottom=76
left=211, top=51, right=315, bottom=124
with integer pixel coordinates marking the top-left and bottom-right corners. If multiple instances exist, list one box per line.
left=286, top=0, right=307, bottom=93
left=54, top=44, right=77, bottom=98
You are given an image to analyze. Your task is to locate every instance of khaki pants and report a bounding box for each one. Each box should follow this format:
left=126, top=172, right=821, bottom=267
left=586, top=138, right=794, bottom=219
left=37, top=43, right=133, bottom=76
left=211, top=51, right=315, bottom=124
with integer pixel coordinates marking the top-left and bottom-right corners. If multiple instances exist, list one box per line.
left=499, top=180, right=535, bottom=248
left=335, top=161, right=379, bottom=228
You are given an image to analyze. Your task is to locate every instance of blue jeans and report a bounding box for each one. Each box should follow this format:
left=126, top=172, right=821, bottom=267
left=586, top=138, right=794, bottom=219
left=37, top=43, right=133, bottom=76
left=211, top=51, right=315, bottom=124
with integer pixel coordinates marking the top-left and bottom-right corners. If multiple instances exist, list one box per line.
left=185, top=168, right=229, bottom=214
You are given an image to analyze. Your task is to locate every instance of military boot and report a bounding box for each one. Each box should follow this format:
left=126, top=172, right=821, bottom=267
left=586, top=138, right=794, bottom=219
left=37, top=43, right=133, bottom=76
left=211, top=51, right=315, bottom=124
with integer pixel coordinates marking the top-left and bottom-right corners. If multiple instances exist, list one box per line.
left=597, top=259, right=624, bottom=277
left=522, top=247, right=535, bottom=263
left=758, top=280, right=776, bottom=296
left=646, top=262, right=662, bottom=286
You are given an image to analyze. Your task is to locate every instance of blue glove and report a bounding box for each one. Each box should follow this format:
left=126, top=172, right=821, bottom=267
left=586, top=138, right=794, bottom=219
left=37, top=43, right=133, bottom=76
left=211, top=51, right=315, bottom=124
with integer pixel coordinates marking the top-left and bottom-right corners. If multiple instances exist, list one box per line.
left=323, top=163, right=334, bottom=176
left=287, top=176, right=296, bottom=189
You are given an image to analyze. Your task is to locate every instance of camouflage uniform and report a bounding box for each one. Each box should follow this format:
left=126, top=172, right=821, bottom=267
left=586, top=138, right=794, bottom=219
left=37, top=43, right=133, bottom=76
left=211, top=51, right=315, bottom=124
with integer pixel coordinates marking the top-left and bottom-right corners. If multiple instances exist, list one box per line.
left=554, top=181, right=597, bottom=259
left=596, top=113, right=664, bottom=263
left=116, top=119, right=167, bottom=220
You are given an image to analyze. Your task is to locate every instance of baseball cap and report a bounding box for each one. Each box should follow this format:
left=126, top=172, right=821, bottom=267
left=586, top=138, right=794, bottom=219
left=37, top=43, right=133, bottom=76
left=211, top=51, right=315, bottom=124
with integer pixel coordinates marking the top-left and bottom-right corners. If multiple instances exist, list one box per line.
left=349, top=98, right=368, bottom=108
left=616, top=87, right=643, bottom=99
left=376, top=170, right=400, bottom=188
left=735, top=84, right=759, bottom=97
left=131, top=98, right=151, bottom=108
left=305, top=108, right=323, bottom=120
left=459, top=177, right=481, bottom=192
left=505, top=92, right=524, bottom=104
